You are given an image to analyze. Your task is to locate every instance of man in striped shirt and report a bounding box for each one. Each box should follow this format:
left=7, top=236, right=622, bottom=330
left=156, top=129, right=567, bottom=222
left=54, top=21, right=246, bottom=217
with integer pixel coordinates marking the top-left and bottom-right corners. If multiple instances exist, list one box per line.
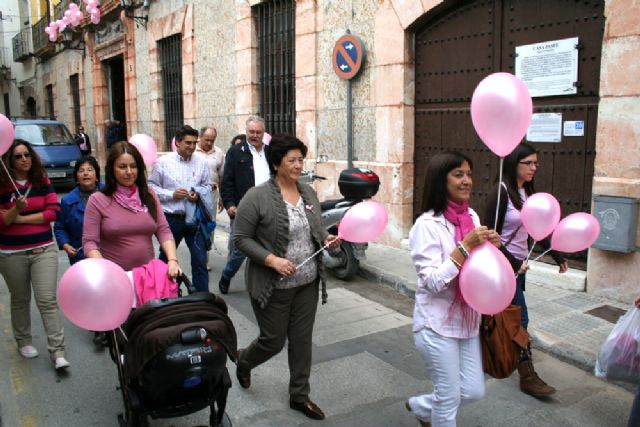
left=149, top=125, right=211, bottom=291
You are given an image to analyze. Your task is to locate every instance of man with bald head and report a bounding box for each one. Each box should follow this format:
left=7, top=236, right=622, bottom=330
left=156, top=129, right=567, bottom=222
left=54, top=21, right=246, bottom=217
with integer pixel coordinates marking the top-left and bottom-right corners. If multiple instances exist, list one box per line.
left=195, top=126, right=225, bottom=270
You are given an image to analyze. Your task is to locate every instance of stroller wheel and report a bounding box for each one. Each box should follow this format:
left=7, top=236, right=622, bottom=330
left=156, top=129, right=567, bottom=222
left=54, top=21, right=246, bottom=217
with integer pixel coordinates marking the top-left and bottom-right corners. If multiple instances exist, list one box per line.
left=125, top=409, right=148, bottom=427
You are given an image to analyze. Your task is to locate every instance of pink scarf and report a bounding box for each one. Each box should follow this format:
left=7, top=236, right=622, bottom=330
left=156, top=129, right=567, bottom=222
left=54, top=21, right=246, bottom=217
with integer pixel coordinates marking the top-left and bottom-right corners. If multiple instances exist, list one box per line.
left=443, top=199, right=474, bottom=242
left=443, top=199, right=477, bottom=328
left=113, top=184, right=148, bottom=213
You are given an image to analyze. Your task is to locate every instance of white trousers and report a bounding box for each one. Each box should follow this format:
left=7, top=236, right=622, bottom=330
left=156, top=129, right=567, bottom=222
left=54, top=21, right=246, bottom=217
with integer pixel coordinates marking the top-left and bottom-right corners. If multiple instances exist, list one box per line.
left=409, top=327, right=485, bottom=427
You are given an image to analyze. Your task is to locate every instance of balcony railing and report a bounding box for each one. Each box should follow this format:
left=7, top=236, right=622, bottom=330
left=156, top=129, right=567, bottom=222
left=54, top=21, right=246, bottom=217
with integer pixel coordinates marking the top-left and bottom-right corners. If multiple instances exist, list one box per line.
left=12, top=28, right=32, bottom=62
left=32, top=16, right=55, bottom=59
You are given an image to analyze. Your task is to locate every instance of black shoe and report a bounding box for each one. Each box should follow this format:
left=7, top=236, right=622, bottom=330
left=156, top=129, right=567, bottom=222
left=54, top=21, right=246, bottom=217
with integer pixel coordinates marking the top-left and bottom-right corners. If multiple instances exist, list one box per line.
left=236, top=365, right=251, bottom=389
left=218, top=276, right=230, bottom=294
left=290, top=399, right=325, bottom=420
left=93, top=332, right=107, bottom=346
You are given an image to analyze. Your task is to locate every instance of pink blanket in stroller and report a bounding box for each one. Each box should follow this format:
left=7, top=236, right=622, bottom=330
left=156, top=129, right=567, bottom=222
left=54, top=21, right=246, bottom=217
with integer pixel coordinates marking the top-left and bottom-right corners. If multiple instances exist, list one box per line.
left=131, top=259, right=179, bottom=308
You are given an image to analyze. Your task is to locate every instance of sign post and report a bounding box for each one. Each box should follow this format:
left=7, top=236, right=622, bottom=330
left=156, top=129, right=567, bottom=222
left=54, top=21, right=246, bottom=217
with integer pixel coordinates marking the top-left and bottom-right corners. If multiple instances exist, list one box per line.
left=332, top=31, right=366, bottom=169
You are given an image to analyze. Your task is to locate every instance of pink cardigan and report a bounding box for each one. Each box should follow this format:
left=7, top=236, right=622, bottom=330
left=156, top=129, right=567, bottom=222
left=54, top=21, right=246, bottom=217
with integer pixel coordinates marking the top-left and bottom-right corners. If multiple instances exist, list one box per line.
left=132, top=259, right=178, bottom=307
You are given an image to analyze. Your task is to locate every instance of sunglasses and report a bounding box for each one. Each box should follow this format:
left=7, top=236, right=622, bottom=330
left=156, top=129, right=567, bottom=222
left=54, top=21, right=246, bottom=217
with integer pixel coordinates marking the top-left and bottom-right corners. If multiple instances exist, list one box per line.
left=12, top=152, right=32, bottom=160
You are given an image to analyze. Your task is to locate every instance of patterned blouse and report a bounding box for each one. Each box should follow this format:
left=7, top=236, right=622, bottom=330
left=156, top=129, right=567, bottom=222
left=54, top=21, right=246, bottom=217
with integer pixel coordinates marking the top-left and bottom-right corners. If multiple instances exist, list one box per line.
left=276, top=197, right=318, bottom=289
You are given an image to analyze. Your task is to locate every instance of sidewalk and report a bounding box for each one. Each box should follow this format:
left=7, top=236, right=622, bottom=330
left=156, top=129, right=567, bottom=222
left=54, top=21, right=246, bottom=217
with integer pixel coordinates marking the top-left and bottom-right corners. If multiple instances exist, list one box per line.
left=215, top=211, right=629, bottom=376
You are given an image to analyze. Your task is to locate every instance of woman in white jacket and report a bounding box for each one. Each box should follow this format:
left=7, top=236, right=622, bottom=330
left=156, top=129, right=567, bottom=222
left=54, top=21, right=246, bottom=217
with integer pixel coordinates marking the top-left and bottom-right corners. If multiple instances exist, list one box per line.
left=406, top=151, right=501, bottom=427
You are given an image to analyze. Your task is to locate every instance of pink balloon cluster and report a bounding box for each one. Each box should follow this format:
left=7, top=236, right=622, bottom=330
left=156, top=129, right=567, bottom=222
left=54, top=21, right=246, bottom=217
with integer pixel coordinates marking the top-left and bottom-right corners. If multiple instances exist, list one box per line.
left=45, top=1, right=93, bottom=43
left=58, top=258, right=133, bottom=331
left=83, top=0, right=102, bottom=25
left=0, top=113, right=15, bottom=156
left=338, top=201, right=388, bottom=243
left=520, top=192, right=600, bottom=251
left=129, top=134, right=158, bottom=165
left=471, top=73, right=533, bottom=158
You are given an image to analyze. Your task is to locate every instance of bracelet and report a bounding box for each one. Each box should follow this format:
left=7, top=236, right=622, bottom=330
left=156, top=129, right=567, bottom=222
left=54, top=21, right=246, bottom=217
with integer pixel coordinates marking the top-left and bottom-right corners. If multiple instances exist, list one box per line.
left=449, top=256, right=462, bottom=270
left=457, top=242, right=469, bottom=258
left=167, top=258, right=179, bottom=264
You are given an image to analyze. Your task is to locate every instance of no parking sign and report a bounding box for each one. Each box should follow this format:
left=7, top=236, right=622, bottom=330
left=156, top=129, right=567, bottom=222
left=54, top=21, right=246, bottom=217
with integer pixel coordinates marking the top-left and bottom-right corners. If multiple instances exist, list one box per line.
left=332, top=34, right=366, bottom=80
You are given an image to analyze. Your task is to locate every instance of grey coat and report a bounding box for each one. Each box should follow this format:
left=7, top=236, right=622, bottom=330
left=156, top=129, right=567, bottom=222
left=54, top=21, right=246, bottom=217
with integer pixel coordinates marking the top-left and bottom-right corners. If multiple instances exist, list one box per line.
left=233, top=178, right=330, bottom=308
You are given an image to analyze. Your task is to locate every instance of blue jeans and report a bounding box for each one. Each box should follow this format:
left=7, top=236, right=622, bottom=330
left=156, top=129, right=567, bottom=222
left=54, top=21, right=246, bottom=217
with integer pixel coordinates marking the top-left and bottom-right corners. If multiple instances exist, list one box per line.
left=221, top=218, right=246, bottom=280
left=160, top=215, right=209, bottom=292
left=511, top=272, right=529, bottom=330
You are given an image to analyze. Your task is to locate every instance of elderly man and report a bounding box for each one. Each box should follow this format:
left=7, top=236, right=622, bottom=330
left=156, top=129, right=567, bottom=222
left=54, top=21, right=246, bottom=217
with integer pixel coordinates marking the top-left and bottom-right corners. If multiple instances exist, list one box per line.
left=218, top=115, right=270, bottom=294
left=195, top=126, right=225, bottom=270
left=74, top=125, right=91, bottom=155
left=149, top=125, right=211, bottom=291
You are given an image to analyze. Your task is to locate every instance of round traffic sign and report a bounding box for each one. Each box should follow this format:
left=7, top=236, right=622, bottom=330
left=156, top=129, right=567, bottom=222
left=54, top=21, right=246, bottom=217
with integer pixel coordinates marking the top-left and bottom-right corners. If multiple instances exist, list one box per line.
left=332, top=34, right=366, bottom=80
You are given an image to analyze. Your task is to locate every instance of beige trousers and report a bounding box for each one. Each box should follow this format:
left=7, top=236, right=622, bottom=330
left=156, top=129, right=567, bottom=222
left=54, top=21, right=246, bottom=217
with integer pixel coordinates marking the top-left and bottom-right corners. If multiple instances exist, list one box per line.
left=0, top=244, right=65, bottom=359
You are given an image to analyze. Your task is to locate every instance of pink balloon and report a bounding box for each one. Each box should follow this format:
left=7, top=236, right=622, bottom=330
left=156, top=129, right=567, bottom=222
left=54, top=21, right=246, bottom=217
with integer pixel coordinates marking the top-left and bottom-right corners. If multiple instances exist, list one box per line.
left=338, top=201, right=388, bottom=243
left=62, top=16, right=71, bottom=25
left=90, top=13, right=101, bottom=25
left=0, top=114, right=15, bottom=156
left=459, top=242, right=516, bottom=315
left=471, top=73, right=533, bottom=157
left=551, top=212, right=601, bottom=253
left=129, top=133, right=158, bottom=164
left=49, top=33, right=57, bottom=42
left=69, top=2, right=79, bottom=10
left=521, top=192, right=561, bottom=241
left=88, top=0, right=98, bottom=7
left=75, top=10, right=83, bottom=20
left=263, top=132, right=271, bottom=145
left=58, top=258, right=133, bottom=331
left=171, top=137, right=177, bottom=152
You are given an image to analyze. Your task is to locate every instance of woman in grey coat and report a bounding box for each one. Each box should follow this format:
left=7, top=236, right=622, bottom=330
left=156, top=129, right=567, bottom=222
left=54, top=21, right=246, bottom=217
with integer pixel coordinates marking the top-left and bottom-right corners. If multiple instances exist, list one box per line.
left=233, top=134, right=340, bottom=420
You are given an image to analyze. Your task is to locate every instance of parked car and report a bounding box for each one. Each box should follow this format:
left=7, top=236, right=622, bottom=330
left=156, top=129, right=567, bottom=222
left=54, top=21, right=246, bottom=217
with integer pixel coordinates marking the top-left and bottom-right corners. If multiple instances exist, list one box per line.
left=12, top=119, right=82, bottom=189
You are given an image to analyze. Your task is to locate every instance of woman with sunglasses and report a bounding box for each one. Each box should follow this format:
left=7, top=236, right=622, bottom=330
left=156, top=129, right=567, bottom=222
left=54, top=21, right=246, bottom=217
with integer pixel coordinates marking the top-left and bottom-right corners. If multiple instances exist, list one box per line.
left=484, top=142, right=568, bottom=398
left=0, top=139, right=69, bottom=370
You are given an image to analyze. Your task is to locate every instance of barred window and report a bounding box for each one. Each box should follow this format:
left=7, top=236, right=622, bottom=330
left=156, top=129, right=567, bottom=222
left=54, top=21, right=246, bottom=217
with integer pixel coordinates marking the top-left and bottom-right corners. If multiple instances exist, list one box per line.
left=159, top=34, right=184, bottom=150
left=70, top=74, right=81, bottom=129
left=45, top=84, right=54, bottom=118
left=254, top=0, right=295, bottom=135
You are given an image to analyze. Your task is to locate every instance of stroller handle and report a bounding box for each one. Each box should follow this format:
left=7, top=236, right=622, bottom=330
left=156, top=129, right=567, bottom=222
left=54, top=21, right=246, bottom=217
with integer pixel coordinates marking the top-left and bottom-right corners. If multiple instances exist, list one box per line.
left=177, top=273, right=198, bottom=295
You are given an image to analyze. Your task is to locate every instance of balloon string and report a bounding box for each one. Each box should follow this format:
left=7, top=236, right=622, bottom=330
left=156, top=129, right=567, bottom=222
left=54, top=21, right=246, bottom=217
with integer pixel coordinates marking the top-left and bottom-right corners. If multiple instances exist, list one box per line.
left=530, top=248, right=552, bottom=263
left=296, top=241, right=331, bottom=269
left=493, top=157, right=504, bottom=230
left=0, top=161, right=20, bottom=194
left=524, top=241, right=537, bottom=263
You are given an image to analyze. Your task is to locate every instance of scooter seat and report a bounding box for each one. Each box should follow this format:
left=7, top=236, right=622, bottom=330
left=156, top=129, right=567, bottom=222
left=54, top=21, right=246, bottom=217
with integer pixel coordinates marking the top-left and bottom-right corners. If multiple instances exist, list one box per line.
left=320, top=199, right=345, bottom=210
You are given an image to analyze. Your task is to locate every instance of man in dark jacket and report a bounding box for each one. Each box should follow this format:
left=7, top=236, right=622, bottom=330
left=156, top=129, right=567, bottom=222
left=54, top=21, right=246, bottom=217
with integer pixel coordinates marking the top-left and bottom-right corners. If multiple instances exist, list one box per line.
left=218, top=115, right=269, bottom=294
left=74, top=126, right=91, bottom=155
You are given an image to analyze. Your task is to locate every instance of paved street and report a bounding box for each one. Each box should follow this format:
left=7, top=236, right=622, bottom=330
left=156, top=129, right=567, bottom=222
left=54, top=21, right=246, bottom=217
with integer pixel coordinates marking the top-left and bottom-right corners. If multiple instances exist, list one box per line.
left=0, top=229, right=634, bottom=427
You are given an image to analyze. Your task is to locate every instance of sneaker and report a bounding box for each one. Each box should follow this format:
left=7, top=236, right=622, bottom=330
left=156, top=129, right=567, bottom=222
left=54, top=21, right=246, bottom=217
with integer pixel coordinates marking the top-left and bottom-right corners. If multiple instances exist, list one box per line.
left=54, top=357, right=70, bottom=370
left=18, top=345, right=39, bottom=358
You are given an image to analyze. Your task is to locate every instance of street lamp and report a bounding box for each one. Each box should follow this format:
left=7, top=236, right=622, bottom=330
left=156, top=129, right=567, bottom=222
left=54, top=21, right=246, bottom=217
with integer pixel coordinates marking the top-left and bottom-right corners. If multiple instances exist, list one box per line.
left=60, top=28, right=86, bottom=51
left=120, top=0, right=150, bottom=29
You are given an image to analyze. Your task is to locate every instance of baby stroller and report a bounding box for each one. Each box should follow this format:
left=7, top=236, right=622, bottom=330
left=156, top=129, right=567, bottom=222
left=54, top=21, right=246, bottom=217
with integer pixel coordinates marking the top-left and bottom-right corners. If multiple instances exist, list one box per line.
left=112, top=273, right=238, bottom=427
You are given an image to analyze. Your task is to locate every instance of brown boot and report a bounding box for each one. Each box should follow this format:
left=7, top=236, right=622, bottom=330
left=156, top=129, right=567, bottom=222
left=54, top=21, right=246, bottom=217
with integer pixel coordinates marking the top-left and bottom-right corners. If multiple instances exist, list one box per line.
left=517, top=359, right=556, bottom=397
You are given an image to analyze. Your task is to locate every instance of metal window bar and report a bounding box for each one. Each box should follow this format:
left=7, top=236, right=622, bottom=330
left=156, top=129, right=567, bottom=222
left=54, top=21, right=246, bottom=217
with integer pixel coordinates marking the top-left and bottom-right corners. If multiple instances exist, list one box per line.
left=159, top=34, right=184, bottom=150
left=45, top=84, right=54, bottom=118
left=70, top=74, right=81, bottom=129
left=32, top=16, right=49, bottom=53
left=255, top=0, right=295, bottom=136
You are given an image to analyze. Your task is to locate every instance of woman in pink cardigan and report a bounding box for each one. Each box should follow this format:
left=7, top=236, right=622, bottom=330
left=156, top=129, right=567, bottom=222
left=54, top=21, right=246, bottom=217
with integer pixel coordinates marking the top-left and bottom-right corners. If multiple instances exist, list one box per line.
left=83, top=142, right=180, bottom=285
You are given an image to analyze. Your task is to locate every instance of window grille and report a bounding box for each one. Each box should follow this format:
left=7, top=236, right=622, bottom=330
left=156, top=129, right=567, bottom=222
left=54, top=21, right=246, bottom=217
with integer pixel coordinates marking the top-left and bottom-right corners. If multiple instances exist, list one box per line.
left=45, top=84, right=54, bottom=118
left=159, top=34, right=183, bottom=150
left=3, top=93, right=10, bottom=118
left=254, top=0, right=295, bottom=136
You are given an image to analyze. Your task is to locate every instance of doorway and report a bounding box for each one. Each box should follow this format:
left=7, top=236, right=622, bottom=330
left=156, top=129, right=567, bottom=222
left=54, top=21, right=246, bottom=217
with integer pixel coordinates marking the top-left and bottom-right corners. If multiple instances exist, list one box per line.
left=105, top=55, right=127, bottom=138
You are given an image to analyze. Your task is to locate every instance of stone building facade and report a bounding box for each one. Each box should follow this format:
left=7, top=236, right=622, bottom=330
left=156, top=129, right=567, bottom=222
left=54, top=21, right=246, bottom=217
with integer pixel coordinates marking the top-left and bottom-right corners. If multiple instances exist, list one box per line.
left=2, top=0, right=638, bottom=304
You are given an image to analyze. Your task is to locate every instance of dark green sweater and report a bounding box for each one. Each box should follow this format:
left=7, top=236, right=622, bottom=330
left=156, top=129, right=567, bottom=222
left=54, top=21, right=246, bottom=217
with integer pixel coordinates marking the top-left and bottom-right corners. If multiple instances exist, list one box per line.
left=233, top=178, right=329, bottom=308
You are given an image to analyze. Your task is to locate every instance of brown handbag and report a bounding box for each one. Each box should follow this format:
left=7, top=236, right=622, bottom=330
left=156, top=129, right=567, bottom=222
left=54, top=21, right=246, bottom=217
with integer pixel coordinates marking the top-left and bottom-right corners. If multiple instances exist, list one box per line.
left=480, top=304, right=530, bottom=379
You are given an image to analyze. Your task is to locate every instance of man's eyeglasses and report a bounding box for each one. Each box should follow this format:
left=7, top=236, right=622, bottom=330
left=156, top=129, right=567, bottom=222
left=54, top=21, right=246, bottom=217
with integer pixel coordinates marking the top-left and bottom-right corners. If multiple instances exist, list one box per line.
left=12, top=152, right=32, bottom=161
left=519, top=160, right=538, bottom=167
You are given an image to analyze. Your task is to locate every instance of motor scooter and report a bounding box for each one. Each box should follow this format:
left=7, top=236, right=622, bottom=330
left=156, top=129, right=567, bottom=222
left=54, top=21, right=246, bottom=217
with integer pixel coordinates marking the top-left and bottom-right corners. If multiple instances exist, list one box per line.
left=299, top=167, right=380, bottom=280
